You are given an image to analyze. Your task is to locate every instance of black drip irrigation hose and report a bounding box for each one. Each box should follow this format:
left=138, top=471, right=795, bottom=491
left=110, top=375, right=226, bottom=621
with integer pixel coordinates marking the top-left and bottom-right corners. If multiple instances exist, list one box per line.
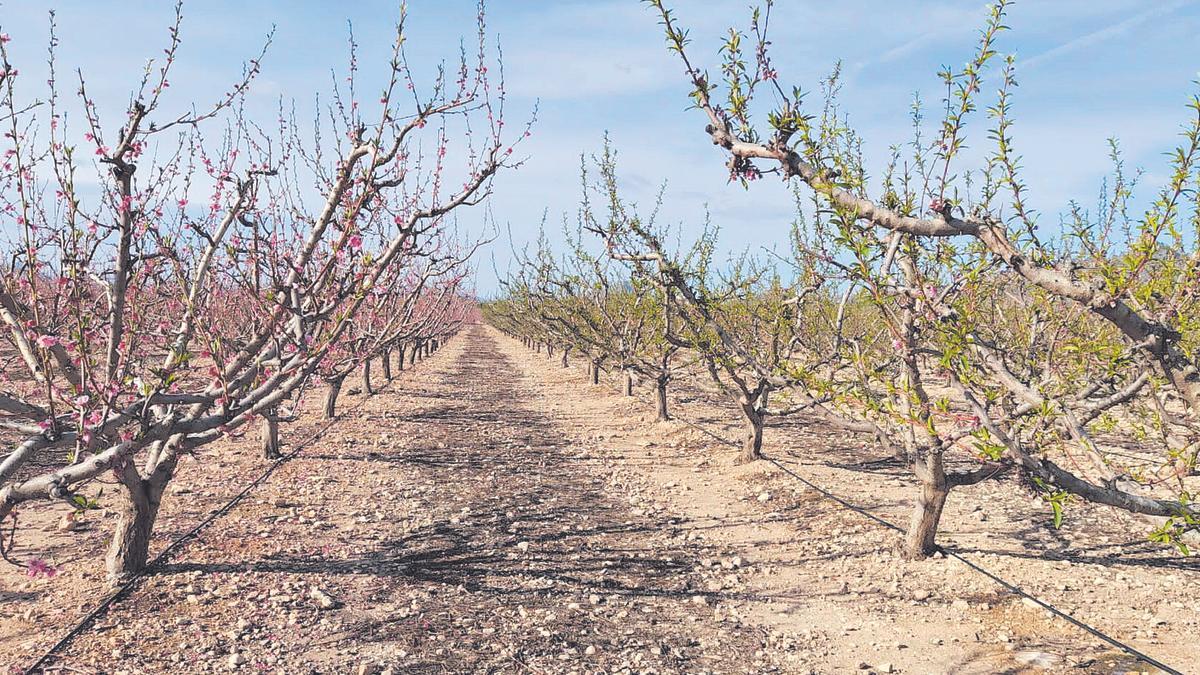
left=20, top=353, right=436, bottom=675
left=762, top=453, right=1185, bottom=675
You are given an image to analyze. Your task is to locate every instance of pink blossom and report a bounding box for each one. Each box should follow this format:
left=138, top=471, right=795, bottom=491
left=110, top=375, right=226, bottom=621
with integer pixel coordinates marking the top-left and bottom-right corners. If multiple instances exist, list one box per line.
left=26, top=559, right=58, bottom=579
left=36, top=335, right=61, bottom=349
left=348, top=235, right=363, bottom=251
left=0, top=33, right=11, bottom=44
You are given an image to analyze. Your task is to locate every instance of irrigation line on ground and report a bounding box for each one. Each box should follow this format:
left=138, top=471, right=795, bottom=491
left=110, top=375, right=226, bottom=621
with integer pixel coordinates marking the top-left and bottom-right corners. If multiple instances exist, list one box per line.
left=21, top=348, right=445, bottom=675
left=763, top=453, right=1184, bottom=675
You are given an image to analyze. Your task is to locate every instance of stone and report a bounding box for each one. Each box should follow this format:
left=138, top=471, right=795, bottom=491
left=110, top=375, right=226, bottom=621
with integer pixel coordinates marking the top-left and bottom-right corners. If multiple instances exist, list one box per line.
left=309, top=587, right=340, bottom=610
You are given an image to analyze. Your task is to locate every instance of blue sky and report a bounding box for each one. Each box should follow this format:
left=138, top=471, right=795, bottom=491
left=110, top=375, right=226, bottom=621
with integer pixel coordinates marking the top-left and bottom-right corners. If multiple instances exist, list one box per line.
left=2, top=1, right=1198, bottom=293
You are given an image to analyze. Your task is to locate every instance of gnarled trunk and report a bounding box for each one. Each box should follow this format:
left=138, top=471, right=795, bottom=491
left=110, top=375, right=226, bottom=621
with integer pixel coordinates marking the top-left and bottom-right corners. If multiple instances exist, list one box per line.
left=106, top=468, right=169, bottom=586
left=590, top=360, right=601, bottom=385
left=261, top=411, right=281, bottom=459
left=324, top=376, right=345, bottom=419
left=363, top=359, right=375, bottom=395
left=396, top=345, right=405, bottom=371
left=738, top=404, right=764, bottom=464
left=410, top=342, right=419, bottom=365
left=623, top=371, right=634, bottom=396
left=903, top=450, right=950, bottom=559
left=653, top=376, right=670, bottom=422
left=561, top=348, right=569, bottom=368
left=382, top=350, right=393, bottom=380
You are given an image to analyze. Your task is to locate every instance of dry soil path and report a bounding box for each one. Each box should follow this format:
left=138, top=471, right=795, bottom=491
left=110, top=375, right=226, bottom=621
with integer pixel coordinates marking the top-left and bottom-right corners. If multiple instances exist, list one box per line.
left=45, top=325, right=781, bottom=674
left=22, top=323, right=1193, bottom=675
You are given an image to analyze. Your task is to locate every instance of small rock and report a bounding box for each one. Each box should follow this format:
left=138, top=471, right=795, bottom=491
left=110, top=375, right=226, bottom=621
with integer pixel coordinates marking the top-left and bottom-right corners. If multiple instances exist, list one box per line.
left=584, top=645, right=597, bottom=656
left=757, top=492, right=771, bottom=503
left=309, top=587, right=340, bottom=610
left=227, top=652, right=245, bottom=668
left=691, top=595, right=708, bottom=606
left=912, top=589, right=931, bottom=601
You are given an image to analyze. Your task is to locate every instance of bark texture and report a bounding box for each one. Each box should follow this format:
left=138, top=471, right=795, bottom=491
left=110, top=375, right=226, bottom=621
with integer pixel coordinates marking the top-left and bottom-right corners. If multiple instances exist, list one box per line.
left=325, top=377, right=345, bottom=419
left=903, top=451, right=949, bottom=559
left=654, top=377, right=670, bottom=422
left=261, top=413, right=281, bottom=459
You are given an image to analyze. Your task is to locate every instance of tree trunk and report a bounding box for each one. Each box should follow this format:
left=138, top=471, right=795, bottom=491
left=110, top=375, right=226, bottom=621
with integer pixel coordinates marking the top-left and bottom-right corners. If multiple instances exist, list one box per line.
left=738, top=405, right=764, bottom=463
left=411, top=342, right=420, bottom=365
left=653, top=377, right=670, bottom=422
left=382, top=350, right=393, bottom=380
left=623, top=371, right=634, bottom=396
left=363, top=359, right=375, bottom=395
left=261, top=412, right=281, bottom=460
left=561, top=349, right=569, bottom=368
left=324, top=377, right=344, bottom=418
left=590, top=360, right=601, bottom=385
left=903, top=451, right=950, bottom=559
left=106, top=474, right=165, bottom=585
left=396, top=345, right=405, bottom=371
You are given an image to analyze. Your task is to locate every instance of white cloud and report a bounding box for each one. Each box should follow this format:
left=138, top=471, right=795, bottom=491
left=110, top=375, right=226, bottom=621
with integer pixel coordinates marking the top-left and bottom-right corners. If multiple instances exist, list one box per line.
left=505, top=45, right=674, bottom=99
left=1020, top=0, right=1198, bottom=70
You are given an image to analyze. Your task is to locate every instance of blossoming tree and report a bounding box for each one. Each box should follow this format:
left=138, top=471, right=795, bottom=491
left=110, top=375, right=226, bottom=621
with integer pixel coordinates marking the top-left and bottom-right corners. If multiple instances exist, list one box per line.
left=0, top=3, right=525, bottom=583
left=646, top=0, right=1200, bottom=556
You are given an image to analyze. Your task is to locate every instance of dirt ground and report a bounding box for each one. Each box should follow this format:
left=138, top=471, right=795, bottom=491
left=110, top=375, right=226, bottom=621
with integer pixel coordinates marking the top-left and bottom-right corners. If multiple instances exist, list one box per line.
left=1, top=324, right=1196, bottom=674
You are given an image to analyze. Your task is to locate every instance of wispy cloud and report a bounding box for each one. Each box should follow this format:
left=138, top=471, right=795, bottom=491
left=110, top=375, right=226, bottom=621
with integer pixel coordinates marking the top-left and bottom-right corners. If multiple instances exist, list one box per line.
left=1020, top=0, right=1197, bottom=70
left=505, top=46, right=673, bottom=99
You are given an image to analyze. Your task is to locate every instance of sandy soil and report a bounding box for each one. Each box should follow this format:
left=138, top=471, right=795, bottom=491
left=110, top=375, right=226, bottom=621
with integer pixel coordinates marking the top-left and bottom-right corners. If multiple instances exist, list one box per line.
left=491, top=327, right=1198, bottom=675
left=1, top=324, right=1195, bottom=674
